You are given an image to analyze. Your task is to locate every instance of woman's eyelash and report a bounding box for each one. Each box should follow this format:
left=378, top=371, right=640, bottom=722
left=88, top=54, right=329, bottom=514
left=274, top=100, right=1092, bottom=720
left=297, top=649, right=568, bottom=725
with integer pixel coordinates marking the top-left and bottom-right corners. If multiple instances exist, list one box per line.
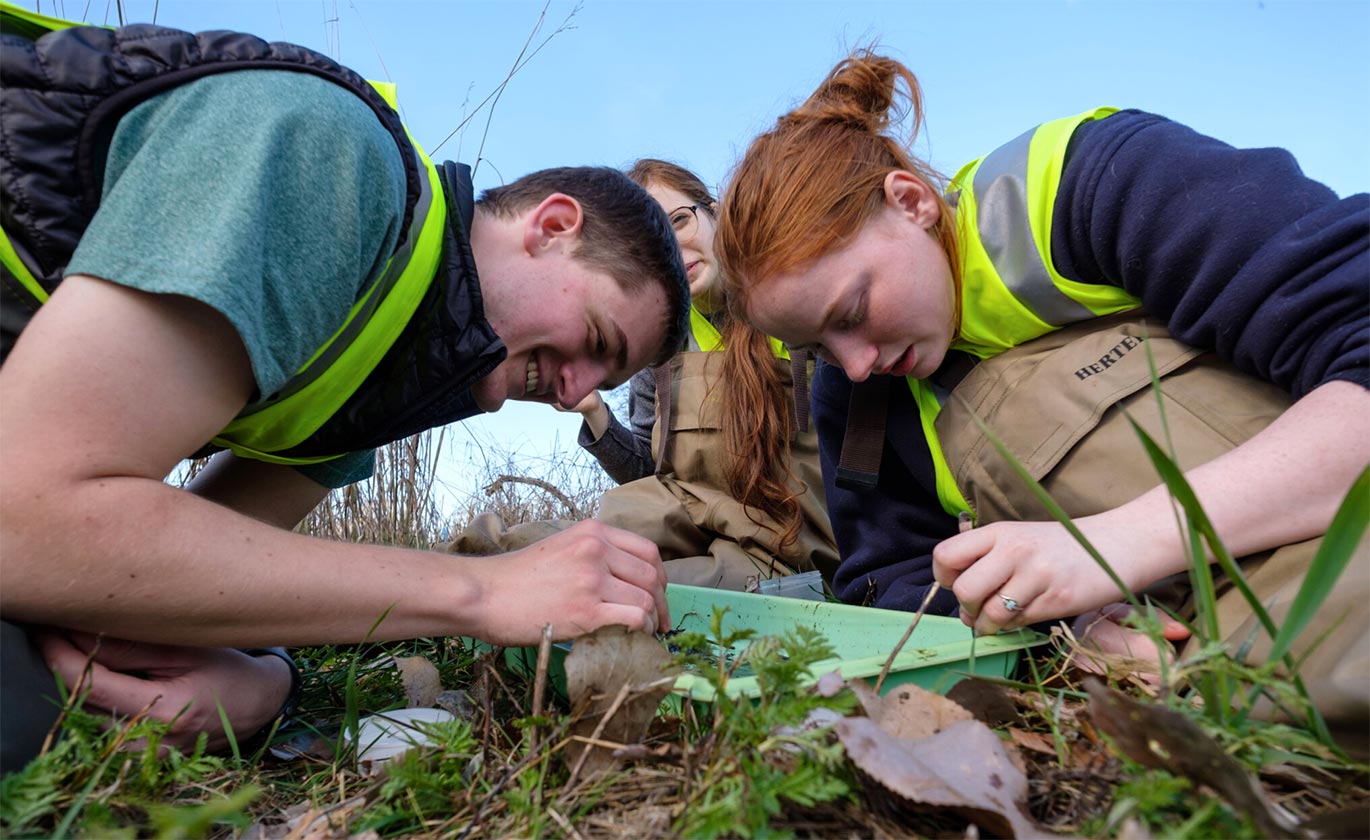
left=838, top=298, right=865, bottom=329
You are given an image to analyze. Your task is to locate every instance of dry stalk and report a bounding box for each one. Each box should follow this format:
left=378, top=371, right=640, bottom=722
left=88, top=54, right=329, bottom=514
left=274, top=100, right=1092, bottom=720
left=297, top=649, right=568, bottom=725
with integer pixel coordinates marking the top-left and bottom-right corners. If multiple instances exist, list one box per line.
left=39, top=635, right=103, bottom=757
left=530, top=623, right=554, bottom=746
left=564, top=680, right=634, bottom=788
left=874, top=581, right=941, bottom=693
left=546, top=806, right=586, bottom=840
left=484, top=474, right=581, bottom=520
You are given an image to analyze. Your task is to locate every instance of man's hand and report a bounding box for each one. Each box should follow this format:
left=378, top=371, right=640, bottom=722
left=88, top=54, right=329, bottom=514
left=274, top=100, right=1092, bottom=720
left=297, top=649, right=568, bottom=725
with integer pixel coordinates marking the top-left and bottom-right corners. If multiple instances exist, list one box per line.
left=38, top=632, right=292, bottom=752
left=467, top=519, right=669, bottom=644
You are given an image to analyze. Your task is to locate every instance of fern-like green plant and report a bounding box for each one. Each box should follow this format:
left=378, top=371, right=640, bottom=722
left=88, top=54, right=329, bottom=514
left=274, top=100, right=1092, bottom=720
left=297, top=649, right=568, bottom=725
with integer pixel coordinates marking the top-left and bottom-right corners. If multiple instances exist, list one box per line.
left=670, top=608, right=857, bottom=838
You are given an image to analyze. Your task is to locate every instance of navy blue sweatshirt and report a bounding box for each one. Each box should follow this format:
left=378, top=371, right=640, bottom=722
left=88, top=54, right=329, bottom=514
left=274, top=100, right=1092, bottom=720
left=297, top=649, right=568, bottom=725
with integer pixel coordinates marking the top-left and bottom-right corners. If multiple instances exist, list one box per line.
left=813, top=109, right=1370, bottom=614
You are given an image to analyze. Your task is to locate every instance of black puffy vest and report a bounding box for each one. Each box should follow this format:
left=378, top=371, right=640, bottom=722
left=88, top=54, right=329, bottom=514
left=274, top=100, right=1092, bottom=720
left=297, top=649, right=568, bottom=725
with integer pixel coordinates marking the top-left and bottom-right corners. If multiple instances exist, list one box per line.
left=0, top=17, right=506, bottom=459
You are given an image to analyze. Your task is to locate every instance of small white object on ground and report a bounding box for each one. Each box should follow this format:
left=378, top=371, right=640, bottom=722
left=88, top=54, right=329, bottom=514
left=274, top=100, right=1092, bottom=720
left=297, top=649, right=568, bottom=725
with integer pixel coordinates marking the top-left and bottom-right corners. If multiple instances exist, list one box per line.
left=355, top=708, right=454, bottom=775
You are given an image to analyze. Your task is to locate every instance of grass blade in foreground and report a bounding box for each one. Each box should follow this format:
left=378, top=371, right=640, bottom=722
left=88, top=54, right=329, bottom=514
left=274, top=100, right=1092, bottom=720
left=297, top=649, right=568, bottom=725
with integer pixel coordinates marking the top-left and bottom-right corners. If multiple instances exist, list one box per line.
left=953, top=393, right=1143, bottom=613
left=1124, top=417, right=1338, bottom=746
left=1266, top=466, right=1368, bottom=665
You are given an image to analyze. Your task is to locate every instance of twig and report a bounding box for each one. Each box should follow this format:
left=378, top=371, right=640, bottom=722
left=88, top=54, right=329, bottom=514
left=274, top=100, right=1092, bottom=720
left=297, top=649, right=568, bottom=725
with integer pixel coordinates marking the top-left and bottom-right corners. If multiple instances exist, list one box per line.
left=546, top=806, right=587, bottom=840
left=874, top=512, right=973, bottom=691
left=40, top=635, right=105, bottom=757
left=529, top=623, right=554, bottom=746
left=564, top=680, right=633, bottom=789
left=484, top=473, right=581, bottom=520
left=875, top=582, right=941, bottom=693
left=431, top=1, right=582, bottom=160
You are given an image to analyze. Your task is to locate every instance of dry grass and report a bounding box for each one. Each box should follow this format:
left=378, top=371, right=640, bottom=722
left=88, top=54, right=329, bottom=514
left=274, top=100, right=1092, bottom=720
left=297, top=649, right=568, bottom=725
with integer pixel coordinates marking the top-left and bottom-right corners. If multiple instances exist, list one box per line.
left=14, top=430, right=1358, bottom=839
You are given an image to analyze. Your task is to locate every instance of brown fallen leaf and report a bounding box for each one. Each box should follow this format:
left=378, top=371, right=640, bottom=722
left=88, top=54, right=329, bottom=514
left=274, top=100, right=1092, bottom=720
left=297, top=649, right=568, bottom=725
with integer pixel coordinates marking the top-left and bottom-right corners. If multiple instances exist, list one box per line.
left=564, top=625, right=682, bottom=780
left=947, top=678, right=1024, bottom=728
left=393, top=655, right=443, bottom=708
left=258, top=793, right=369, bottom=840
left=813, top=669, right=846, bottom=698
left=1084, top=678, right=1305, bottom=839
left=847, top=678, right=974, bottom=741
left=834, top=716, right=1041, bottom=838
left=1008, top=728, right=1059, bottom=757
left=1298, top=807, right=1370, bottom=839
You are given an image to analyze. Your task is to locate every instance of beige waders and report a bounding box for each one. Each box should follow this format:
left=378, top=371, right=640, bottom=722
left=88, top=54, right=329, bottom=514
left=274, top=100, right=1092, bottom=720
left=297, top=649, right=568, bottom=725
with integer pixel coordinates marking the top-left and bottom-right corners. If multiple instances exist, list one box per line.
left=444, top=350, right=839, bottom=592
left=597, top=350, right=838, bottom=590
left=935, top=314, right=1368, bottom=751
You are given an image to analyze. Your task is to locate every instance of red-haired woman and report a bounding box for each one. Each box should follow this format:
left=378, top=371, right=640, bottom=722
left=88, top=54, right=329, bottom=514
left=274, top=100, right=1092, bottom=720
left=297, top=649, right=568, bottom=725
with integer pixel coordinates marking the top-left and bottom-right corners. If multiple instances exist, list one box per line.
left=564, top=159, right=839, bottom=590
left=714, top=50, right=1367, bottom=736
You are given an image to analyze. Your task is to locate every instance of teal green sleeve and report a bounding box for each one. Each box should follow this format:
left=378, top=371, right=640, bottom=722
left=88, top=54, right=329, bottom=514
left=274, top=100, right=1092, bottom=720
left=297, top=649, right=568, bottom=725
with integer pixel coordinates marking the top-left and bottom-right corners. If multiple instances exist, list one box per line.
left=66, top=70, right=407, bottom=489
left=67, top=69, right=407, bottom=399
left=294, top=448, right=376, bottom=488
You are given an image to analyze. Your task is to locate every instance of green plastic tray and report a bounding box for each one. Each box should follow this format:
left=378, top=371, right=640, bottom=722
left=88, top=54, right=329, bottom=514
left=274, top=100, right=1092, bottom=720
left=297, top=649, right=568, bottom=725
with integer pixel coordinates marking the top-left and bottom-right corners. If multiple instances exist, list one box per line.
left=500, top=583, right=1043, bottom=702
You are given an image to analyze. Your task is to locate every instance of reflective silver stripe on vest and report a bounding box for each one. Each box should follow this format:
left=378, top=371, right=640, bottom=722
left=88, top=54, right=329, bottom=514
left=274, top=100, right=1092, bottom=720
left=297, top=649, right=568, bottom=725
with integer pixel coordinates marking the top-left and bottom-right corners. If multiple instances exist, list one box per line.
left=244, top=145, right=435, bottom=410
left=972, top=127, right=1094, bottom=326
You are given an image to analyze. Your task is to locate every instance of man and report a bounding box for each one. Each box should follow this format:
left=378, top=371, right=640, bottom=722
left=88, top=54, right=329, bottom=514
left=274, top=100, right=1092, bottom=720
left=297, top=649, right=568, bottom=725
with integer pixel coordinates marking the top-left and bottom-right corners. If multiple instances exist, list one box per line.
left=0, top=7, right=689, bottom=771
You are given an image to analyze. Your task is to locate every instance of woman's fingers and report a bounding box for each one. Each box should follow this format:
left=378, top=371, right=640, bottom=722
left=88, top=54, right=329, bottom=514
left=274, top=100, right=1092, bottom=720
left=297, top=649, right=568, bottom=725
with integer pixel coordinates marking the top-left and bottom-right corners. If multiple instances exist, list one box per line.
left=931, top=526, right=997, bottom=590
left=953, top=567, right=1049, bottom=636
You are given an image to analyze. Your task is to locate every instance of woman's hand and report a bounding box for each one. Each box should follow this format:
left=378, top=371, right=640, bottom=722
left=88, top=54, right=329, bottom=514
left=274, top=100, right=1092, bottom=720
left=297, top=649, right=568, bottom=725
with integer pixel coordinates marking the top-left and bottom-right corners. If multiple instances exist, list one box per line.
left=555, top=391, right=611, bottom=441
left=464, top=519, right=670, bottom=645
left=1070, top=603, right=1192, bottom=683
left=934, top=381, right=1368, bottom=637
left=931, top=512, right=1174, bottom=636
left=38, top=632, right=292, bottom=752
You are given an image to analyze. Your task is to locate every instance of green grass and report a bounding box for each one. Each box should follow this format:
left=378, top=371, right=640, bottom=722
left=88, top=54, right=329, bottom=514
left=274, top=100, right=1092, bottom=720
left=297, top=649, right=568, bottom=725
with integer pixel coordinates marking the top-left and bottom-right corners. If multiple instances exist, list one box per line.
left=9, top=418, right=1365, bottom=838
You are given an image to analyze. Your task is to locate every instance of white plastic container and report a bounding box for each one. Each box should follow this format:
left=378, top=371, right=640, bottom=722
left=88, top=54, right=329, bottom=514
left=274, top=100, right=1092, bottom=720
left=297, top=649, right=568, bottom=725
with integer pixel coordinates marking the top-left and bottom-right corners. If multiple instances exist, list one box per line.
left=757, top=570, right=826, bottom=601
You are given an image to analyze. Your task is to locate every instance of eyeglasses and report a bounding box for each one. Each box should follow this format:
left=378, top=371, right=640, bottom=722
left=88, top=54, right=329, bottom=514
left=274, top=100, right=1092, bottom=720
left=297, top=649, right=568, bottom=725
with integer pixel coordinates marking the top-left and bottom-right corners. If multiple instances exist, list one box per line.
left=667, top=204, right=700, bottom=243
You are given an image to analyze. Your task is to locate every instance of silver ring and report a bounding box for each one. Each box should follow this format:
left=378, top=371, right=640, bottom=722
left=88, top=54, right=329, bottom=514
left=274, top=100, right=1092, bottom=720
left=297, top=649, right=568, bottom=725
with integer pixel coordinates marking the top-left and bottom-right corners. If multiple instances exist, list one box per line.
left=999, top=593, right=1024, bottom=613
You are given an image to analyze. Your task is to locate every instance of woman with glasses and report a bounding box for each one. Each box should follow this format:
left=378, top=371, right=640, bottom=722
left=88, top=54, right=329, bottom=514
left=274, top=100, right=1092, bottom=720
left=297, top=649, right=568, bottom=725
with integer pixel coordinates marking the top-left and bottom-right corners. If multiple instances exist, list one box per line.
left=566, top=159, right=840, bottom=590
left=709, top=50, right=1367, bottom=730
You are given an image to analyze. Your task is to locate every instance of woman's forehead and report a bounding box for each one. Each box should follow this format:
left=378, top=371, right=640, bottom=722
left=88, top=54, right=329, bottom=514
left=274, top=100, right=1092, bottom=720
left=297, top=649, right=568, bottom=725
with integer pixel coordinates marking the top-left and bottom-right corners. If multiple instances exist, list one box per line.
left=645, top=182, right=691, bottom=207
left=746, top=265, right=834, bottom=341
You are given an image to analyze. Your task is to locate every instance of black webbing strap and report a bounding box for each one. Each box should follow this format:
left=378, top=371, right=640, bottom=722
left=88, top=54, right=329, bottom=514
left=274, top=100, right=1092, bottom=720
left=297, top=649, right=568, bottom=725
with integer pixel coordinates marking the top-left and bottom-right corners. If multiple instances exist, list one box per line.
left=652, top=361, right=673, bottom=474
left=790, top=350, right=811, bottom=433
left=836, top=377, right=889, bottom=491
left=930, top=349, right=979, bottom=392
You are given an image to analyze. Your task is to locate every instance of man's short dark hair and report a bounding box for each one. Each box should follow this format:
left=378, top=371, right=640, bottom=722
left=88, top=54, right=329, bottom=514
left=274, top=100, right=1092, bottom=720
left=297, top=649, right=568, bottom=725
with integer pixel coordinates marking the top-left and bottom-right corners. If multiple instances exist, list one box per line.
left=477, top=167, right=690, bottom=365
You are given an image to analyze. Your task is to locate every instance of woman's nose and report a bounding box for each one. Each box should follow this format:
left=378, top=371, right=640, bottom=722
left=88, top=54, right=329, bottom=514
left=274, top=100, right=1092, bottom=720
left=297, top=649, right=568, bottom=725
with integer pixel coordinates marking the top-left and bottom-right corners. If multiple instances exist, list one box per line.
left=828, top=338, right=876, bottom=382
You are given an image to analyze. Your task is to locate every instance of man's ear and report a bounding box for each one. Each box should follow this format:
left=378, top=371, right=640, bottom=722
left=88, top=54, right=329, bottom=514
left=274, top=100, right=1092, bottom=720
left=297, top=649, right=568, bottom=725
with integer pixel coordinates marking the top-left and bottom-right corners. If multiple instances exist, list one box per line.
left=883, top=170, right=941, bottom=230
left=521, top=193, right=584, bottom=255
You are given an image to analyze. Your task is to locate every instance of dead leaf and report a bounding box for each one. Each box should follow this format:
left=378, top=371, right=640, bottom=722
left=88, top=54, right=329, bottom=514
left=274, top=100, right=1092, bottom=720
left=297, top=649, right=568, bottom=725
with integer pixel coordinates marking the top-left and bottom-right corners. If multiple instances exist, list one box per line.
left=564, top=625, right=682, bottom=778
left=393, top=655, right=443, bottom=708
left=1007, top=728, right=1059, bottom=757
left=947, top=678, right=1024, bottom=728
left=1084, top=678, right=1304, bottom=839
left=273, top=794, right=369, bottom=840
left=834, top=716, right=1040, bottom=838
left=813, top=669, right=846, bottom=698
left=1259, top=762, right=1338, bottom=799
left=434, top=689, right=476, bottom=720
left=848, top=678, right=974, bottom=741
left=1298, top=807, right=1370, bottom=839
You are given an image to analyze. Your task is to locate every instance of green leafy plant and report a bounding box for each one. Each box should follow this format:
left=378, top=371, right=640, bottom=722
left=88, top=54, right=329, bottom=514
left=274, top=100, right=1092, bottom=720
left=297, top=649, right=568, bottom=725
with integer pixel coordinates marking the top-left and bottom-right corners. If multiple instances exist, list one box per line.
left=670, top=608, right=858, bottom=838
left=0, top=703, right=255, bottom=839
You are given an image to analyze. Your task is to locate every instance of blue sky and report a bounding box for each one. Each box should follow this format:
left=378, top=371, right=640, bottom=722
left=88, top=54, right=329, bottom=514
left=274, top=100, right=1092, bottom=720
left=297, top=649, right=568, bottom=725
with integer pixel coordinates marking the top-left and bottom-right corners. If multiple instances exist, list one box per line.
left=26, top=0, right=1370, bottom=509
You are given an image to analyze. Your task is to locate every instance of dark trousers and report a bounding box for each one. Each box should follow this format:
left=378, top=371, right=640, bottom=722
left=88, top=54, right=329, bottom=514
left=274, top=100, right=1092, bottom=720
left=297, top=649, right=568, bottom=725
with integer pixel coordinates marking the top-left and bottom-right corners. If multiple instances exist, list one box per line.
left=1, top=621, right=62, bottom=774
